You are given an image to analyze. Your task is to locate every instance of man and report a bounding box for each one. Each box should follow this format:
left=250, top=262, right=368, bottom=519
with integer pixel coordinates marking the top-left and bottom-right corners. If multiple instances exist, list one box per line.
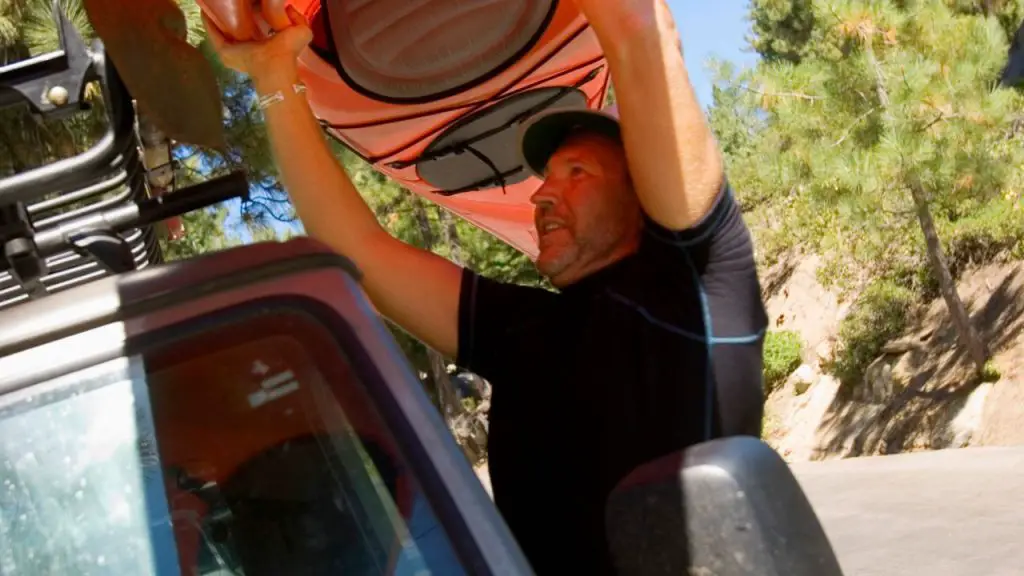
left=203, top=1, right=768, bottom=573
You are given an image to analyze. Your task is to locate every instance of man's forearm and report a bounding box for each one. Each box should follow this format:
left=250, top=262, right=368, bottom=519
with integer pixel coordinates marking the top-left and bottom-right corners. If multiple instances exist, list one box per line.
left=251, top=70, right=464, bottom=358
left=574, top=0, right=723, bottom=231
left=254, top=71, right=386, bottom=253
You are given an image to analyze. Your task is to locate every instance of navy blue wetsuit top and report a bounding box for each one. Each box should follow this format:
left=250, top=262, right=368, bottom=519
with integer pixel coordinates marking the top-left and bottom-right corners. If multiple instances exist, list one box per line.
left=456, top=182, right=768, bottom=575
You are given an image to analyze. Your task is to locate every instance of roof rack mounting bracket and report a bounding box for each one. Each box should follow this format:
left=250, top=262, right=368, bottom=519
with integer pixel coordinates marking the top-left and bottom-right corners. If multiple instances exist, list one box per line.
left=0, top=0, right=97, bottom=119
left=69, top=229, right=136, bottom=274
left=1, top=203, right=48, bottom=298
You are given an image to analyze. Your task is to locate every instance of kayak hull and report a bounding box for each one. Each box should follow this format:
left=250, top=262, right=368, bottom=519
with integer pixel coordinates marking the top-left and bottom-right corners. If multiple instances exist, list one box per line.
left=199, top=0, right=611, bottom=257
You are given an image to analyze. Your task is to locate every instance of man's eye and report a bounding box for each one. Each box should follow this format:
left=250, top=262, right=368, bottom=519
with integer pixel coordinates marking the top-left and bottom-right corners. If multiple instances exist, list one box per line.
left=570, top=165, right=585, bottom=177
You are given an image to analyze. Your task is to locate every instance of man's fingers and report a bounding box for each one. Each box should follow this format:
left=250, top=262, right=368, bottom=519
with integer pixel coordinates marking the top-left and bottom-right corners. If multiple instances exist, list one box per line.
left=261, top=0, right=292, bottom=31
left=201, top=4, right=308, bottom=75
left=285, top=5, right=308, bottom=28
left=277, top=23, right=313, bottom=54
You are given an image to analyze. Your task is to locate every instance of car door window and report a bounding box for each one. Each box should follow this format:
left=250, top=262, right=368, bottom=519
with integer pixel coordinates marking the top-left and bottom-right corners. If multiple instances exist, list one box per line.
left=0, top=308, right=468, bottom=576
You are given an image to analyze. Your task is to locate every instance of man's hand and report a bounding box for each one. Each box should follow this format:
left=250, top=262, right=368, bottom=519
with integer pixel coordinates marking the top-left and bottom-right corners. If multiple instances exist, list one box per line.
left=573, top=0, right=724, bottom=232
left=202, top=5, right=311, bottom=90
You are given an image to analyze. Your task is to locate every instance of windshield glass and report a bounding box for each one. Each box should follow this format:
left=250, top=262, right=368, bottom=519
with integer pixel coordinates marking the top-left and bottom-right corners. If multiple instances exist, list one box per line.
left=0, top=308, right=467, bottom=576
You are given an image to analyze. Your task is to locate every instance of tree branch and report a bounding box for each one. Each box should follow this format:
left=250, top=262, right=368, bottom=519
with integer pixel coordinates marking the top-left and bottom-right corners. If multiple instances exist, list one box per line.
left=242, top=198, right=297, bottom=223
left=919, top=111, right=961, bottom=133
left=833, top=107, right=877, bottom=147
left=740, top=84, right=822, bottom=101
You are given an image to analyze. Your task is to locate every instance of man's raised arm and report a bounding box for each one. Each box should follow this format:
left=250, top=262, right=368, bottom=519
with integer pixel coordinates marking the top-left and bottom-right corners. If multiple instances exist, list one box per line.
left=203, top=11, right=462, bottom=358
left=574, top=0, right=724, bottom=231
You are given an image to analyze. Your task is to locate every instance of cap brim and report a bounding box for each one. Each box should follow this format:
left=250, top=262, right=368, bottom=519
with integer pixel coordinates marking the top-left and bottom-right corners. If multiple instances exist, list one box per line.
left=518, top=108, right=621, bottom=177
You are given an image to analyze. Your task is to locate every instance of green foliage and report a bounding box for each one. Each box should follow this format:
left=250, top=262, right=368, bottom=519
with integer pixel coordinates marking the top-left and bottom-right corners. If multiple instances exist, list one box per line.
left=160, top=205, right=237, bottom=261
left=605, top=83, right=617, bottom=107
left=939, top=195, right=1024, bottom=271
left=713, top=0, right=1024, bottom=294
left=747, top=0, right=816, bottom=63
left=0, top=0, right=108, bottom=179
left=830, top=280, right=917, bottom=386
left=763, top=330, right=805, bottom=392
left=981, top=359, right=1002, bottom=382
left=942, top=0, right=1024, bottom=43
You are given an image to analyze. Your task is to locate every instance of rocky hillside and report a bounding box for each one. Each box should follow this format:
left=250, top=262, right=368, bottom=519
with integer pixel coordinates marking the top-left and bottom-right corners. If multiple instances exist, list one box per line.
left=765, top=256, right=1024, bottom=462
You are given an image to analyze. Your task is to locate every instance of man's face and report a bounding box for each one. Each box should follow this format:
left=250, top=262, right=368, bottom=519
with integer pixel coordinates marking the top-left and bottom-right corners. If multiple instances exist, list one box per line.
left=530, top=131, right=642, bottom=287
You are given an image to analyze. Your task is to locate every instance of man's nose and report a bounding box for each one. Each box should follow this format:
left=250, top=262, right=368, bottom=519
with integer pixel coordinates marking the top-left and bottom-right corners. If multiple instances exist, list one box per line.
left=530, top=186, right=557, bottom=210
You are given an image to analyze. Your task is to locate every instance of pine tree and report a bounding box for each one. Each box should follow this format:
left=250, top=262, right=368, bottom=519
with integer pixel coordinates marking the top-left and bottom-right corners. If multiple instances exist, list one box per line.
left=748, top=0, right=817, bottom=63
left=716, top=0, right=1024, bottom=377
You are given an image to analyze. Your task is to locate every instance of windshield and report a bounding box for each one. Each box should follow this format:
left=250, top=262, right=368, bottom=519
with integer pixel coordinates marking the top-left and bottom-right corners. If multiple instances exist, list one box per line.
left=0, top=308, right=467, bottom=576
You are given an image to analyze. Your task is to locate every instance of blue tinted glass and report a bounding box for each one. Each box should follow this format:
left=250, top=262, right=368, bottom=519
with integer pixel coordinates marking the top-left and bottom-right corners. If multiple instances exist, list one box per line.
left=0, top=357, right=179, bottom=575
left=1, top=315, right=471, bottom=576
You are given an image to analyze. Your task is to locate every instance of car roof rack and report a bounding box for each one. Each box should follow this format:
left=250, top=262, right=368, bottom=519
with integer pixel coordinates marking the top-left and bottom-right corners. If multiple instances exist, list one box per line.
left=0, top=0, right=249, bottom=311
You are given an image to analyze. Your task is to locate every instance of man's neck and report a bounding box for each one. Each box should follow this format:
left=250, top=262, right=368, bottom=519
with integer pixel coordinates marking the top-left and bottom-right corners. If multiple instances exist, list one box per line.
left=552, top=240, right=641, bottom=290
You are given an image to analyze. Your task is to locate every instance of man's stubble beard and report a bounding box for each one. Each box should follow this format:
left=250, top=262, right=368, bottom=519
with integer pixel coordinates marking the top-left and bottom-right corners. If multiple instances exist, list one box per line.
left=537, top=245, right=579, bottom=283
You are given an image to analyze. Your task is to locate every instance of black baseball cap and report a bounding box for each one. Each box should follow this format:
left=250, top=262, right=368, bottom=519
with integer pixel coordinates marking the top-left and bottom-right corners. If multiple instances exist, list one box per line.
left=518, top=104, right=622, bottom=178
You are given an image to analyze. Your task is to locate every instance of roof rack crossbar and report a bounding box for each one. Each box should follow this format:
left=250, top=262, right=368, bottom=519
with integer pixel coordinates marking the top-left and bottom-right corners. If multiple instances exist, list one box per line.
left=0, top=2, right=252, bottom=307
left=1, top=171, right=249, bottom=286
left=32, top=154, right=145, bottom=229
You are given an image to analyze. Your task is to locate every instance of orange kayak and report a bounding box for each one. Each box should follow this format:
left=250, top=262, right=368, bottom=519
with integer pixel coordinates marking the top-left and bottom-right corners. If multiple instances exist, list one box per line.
left=198, top=0, right=610, bottom=257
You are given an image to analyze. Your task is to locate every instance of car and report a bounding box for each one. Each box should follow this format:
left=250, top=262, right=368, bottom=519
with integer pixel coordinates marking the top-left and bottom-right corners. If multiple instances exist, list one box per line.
left=0, top=5, right=843, bottom=575
left=198, top=0, right=611, bottom=257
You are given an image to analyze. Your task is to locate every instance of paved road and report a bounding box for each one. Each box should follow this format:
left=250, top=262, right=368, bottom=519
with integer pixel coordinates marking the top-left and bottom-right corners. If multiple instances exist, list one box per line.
left=791, top=447, right=1024, bottom=576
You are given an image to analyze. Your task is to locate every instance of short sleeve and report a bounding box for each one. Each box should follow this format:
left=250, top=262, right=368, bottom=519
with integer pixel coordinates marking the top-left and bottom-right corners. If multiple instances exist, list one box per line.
left=640, top=180, right=768, bottom=340
left=456, top=269, right=558, bottom=382
left=638, top=181, right=768, bottom=437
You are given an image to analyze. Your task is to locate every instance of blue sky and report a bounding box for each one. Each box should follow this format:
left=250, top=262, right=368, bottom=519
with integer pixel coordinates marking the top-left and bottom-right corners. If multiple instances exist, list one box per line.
left=668, top=0, right=759, bottom=108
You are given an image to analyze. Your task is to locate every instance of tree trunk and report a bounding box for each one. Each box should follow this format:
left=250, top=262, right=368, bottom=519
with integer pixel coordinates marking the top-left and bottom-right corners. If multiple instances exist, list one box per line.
left=438, top=207, right=463, bottom=265
left=405, top=195, right=491, bottom=463
left=866, top=33, right=990, bottom=374
left=908, top=179, right=990, bottom=372
left=409, top=195, right=467, bottom=423
left=428, top=346, right=464, bottom=424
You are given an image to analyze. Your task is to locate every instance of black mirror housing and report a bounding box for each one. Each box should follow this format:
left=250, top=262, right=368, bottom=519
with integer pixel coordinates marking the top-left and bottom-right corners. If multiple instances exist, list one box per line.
left=605, top=437, right=844, bottom=576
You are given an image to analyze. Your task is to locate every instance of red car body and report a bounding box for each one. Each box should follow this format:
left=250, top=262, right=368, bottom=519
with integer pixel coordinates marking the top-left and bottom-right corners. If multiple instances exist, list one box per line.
left=199, top=0, right=611, bottom=257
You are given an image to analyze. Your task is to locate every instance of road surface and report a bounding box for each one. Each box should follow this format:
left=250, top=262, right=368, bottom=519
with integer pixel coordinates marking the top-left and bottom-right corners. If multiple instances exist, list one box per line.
left=791, top=447, right=1024, bottom=576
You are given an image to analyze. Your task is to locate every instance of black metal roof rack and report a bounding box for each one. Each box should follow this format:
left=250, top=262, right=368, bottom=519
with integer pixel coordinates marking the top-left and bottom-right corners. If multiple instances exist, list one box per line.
left=0, top=1, right=249, bottom=310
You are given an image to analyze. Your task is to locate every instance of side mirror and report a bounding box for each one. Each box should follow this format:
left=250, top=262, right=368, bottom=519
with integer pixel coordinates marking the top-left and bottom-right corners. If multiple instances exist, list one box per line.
left=605, top=437, right=844, bottom=576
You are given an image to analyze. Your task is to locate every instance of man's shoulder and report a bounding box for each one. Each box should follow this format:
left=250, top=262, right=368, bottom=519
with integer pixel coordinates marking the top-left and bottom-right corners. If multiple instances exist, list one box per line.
left=640, top=181, right=750, bottom=252
left=599, top=181, right=767, bottom=342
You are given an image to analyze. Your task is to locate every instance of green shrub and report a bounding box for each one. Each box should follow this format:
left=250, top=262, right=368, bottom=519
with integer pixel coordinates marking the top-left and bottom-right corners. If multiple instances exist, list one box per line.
left=981, top=360, right=1002, bottom=383
left=830, top=280, right=916, bottom=387
left=763, top=330, right=804, bottom=393
left=940, top=198, right=1024, bottom=275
